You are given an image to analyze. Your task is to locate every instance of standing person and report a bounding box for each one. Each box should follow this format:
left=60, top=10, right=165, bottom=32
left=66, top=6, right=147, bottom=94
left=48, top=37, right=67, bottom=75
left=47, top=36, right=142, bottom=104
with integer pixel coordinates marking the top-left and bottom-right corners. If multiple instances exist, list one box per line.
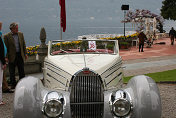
left=169, top=27, right=175, bottom=45
left=138, top=31, right=147, bottom=52
left=0, top=22, right=13, bottom=93
left=152, top=30, right=156, bottom=44
left=4, top=22, right=28, bottom=89
left=0, top=31, right=7, bottom=105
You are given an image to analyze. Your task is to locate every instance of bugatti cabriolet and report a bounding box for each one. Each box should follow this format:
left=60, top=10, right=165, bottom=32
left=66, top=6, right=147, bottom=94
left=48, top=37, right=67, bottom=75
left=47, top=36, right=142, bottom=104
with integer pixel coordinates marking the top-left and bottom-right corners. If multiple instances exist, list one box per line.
left=14, top=39, right=161, bottom=118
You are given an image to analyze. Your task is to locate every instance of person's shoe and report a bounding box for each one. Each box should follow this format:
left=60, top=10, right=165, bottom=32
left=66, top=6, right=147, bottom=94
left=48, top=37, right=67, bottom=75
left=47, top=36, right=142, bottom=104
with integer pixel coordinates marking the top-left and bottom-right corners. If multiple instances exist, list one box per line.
left=11, top=85, right=16, bottom=89
left=141, top=50, right=144, bottom=52
left=3, top=89, right=14, bottom=93
left=0, top=101, right=5, bottom=105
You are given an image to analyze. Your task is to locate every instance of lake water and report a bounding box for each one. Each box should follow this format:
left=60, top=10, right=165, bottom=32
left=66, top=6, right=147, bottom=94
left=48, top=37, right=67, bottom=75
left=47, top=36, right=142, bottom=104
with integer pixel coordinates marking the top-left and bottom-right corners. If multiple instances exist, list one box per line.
left=0, top=0, right=174, bottom=46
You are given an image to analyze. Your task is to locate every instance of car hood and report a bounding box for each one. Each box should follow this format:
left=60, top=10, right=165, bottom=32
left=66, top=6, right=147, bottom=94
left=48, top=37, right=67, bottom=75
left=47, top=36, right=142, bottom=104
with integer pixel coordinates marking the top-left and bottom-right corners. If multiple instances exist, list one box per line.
left=47, top=54, right=120, bottom=75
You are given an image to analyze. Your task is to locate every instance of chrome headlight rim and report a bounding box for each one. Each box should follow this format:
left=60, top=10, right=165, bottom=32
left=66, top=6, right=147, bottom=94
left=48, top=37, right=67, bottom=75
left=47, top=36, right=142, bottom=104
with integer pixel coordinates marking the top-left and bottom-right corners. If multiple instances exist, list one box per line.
left=43, top=98, right=63, bottom=118
left=112, top=98, right=131, bottom=117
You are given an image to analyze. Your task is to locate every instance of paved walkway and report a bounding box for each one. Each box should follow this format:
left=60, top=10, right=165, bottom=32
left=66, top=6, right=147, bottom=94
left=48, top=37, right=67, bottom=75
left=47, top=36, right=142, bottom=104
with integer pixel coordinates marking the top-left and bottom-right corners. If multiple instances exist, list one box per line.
left=124, top=58, right=176, bottom=70
left=120, top=38, right=176, bottom=60
left=123, top=55, right=176, bottom=76
left=120, top=38, right=176, bottom=76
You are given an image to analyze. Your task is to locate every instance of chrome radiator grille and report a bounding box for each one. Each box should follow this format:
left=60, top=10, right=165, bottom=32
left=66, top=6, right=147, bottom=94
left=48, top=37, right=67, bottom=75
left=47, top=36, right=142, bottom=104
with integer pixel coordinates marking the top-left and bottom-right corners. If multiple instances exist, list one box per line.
left=70, top=70, right=104, bottom=118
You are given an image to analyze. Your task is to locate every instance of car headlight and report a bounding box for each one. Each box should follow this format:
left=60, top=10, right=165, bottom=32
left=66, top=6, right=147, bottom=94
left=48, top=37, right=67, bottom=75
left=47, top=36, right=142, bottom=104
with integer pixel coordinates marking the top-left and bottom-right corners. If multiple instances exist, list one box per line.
left=110, top=90, right=132, bottom=117
left=44, top=99, right=63, bottom=118
left=112, top=99, right=131, bottom=117
left=43, top=91, right=65, bottom=118
left=44, top=99, right=63, bottom=117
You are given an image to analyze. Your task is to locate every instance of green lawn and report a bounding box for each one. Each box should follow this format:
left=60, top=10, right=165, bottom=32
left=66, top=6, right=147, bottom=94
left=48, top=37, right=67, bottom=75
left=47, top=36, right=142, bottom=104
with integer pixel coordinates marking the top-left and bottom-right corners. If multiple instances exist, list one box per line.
left=123, top=69, right=176, bottom=83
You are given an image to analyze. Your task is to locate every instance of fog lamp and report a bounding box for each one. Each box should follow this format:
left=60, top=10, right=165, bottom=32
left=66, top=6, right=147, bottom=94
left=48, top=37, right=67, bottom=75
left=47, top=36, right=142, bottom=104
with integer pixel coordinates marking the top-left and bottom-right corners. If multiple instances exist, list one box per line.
left=112, top=99, right=131, bottom=117
left=44, top=99, right=63, bottom=117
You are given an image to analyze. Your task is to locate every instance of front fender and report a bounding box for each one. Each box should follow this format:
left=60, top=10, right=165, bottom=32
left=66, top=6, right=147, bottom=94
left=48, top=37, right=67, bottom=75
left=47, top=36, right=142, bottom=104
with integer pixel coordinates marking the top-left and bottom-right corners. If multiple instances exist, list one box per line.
left=124, top=75, right=162, bottom=118
left=14, top=76, right=44, bottom=118
left=14, top=76, right=71, bottom=118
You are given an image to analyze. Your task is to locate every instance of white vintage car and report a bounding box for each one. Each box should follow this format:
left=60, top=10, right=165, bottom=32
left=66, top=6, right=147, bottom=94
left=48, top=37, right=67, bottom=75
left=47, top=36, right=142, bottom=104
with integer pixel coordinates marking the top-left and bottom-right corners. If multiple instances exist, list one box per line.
left=14, top=39, right=161, bottom=118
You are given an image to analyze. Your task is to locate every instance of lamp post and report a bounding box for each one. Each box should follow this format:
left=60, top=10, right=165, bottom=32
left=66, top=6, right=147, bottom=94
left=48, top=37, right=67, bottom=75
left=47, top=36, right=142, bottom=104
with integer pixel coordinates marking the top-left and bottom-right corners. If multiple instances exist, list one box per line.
left=121, top=5, right=129, bottom=37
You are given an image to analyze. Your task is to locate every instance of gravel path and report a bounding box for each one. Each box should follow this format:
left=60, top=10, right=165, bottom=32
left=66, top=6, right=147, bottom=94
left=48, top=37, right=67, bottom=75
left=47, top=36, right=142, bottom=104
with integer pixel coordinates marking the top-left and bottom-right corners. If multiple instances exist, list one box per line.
left=159, top=84, right=176, bottom=118
left=0, top=93, right=13, bottom=118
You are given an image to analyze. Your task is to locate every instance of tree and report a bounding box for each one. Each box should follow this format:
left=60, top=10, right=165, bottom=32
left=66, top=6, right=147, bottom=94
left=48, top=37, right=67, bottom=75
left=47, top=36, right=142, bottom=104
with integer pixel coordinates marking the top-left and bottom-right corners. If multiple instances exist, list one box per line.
left=161, top=0, right=176, bottom=20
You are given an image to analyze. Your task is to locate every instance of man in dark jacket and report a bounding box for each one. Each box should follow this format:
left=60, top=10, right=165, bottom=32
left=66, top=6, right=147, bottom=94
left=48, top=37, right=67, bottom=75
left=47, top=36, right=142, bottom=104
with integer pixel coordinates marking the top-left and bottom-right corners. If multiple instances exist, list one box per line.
left=169, top=27, right=175, bottom=45
left=138, top=31, right=147, bottom=52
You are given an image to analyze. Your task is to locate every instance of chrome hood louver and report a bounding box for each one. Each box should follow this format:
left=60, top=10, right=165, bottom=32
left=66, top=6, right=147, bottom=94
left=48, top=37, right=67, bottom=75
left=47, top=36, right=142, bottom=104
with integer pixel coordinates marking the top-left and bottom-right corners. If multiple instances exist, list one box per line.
left=70, top=68, right=104, bottom=118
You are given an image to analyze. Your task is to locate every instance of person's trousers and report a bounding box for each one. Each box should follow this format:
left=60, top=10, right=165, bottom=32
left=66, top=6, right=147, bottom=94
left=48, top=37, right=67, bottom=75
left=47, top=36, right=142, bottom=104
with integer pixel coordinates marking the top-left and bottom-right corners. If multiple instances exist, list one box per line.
left=9, top=53, right=25, bottom=86
left=139, top=43, right=144, bottom=52
left=2, top=71, right=9, bottom=92
left=0, top=61, right=3, bottom=102
left=170, top=36, right=174, bottom=45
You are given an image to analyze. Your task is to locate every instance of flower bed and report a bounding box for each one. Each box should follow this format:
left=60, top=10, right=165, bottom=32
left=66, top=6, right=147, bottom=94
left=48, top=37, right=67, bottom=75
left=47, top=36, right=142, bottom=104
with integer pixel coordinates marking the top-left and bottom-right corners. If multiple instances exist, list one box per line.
left=101, top=32, right=139, bottom=49
left=26, top=45, right=39, bottom=56
left=100, top=32, right=138, bottom=40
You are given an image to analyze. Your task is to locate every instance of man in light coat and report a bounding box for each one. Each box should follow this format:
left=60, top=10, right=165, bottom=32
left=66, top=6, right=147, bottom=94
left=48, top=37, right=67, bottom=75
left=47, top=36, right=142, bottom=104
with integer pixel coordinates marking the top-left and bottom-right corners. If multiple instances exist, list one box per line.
left=4, top=22, right=27, bottom=89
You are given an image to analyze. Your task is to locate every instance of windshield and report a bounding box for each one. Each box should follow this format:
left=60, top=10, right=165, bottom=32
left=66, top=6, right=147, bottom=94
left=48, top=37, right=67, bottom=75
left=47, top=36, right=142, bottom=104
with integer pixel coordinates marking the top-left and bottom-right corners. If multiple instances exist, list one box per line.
left=50, top=40, right=118, bottom=55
